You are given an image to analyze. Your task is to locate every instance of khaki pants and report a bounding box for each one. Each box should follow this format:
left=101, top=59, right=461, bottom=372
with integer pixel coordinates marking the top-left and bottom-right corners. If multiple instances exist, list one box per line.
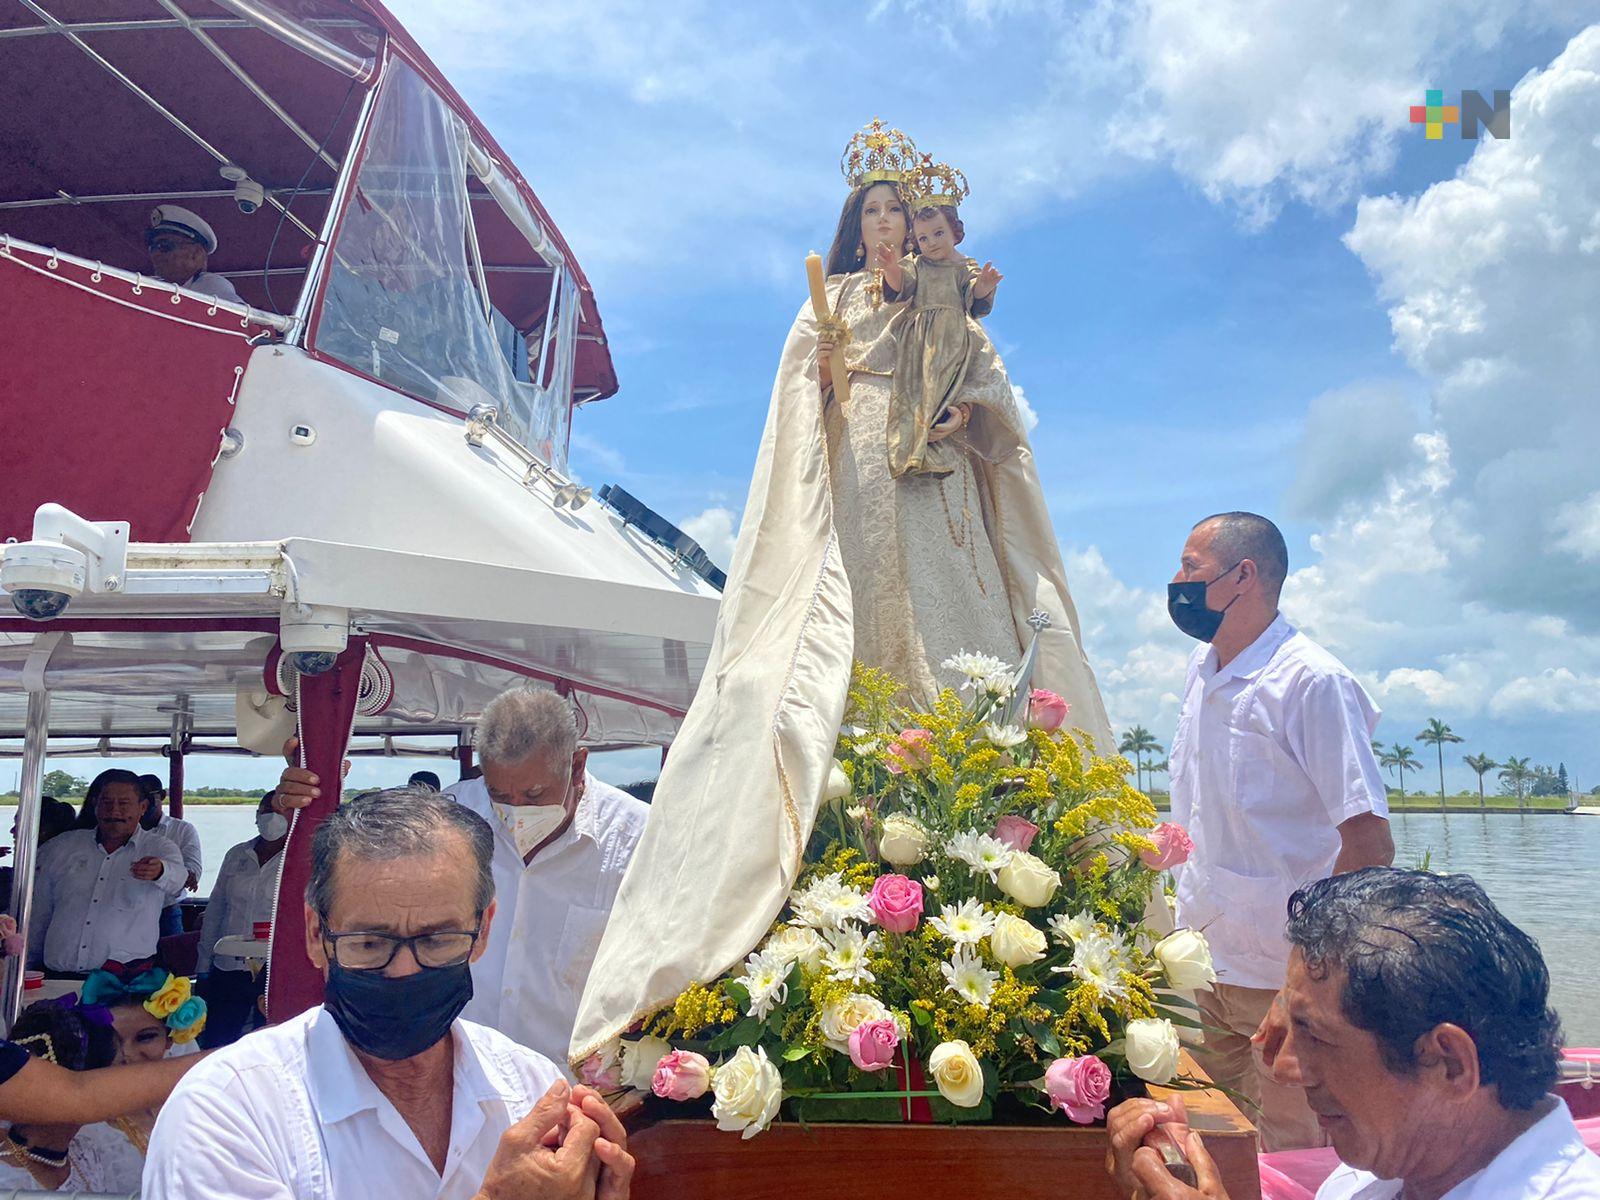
left=1194, top=982, right=1327, bottom=1153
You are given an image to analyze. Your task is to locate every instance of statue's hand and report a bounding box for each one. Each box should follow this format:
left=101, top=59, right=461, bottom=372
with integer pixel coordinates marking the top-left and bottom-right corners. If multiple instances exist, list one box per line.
left=928, top=403, right=971, bottom=442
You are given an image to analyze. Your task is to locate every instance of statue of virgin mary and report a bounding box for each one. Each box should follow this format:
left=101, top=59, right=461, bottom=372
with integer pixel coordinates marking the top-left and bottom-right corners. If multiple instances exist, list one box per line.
left=569, top=122, right=1113, bottom=1064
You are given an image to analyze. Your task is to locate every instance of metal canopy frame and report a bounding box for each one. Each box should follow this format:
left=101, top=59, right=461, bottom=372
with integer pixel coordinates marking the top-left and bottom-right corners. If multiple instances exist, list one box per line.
left=0, top=187, right=334, bottom=212
left=0, top=15, right=371, bottom=41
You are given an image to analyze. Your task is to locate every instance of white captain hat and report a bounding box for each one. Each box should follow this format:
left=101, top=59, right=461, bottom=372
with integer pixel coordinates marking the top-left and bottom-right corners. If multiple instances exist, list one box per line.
left=147, top=204, right=219, bottom=254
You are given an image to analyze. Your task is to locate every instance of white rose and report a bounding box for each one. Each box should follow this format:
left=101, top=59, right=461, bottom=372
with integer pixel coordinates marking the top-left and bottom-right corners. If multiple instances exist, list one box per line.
left=879, top=814, right=930, bottom=867
left=818, top=992, right=890, bottom=1052
left=989, top=912, right=1047, bottom=968
left=711, top=1045, right=784, bottom=1139
left=1154, top=928, right=1216, bottom=991
left=1124, top=1017, right=1181, bottom=1084
left=928, top=1040, right=986, bottom=1108
left=996, top=851, right=1061, bottom=907
left=620, top=1035, right=672, bottom=1092
left=824, top=759, right=852, bottom=801
left=764, top=925, right=827, bottom=976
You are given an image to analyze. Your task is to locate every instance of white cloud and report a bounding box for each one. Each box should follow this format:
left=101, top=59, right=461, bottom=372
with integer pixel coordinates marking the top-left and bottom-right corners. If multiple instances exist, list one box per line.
left=1554, top=493, right=1600, bottom=562
left=569, top=430, right=626, bottom=475
left=1491, top=668, right=1600, bottom=717
left=682, top=506, right=739, bottom=571
left=1284, top=381, right=1425, bottom=519
left=1011, top=384, right=1040, bottom=432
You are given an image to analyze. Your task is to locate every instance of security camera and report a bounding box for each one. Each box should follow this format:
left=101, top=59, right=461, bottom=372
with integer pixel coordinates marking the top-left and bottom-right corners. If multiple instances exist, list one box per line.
left=280, top=602, right=349, bottom=676
left=0, top=504, right=128, bottom=621
left=221, top=166, right=263, bottom=215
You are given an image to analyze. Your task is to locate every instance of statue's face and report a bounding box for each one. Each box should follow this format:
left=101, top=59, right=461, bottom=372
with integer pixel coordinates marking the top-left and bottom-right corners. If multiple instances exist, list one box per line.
left=861, top=184, right=908, bottom=259
left=914, top=210, right=956, bottom=261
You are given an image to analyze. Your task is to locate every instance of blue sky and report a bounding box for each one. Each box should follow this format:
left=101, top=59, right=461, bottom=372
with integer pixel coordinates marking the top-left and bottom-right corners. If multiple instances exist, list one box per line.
left=30, top=2, right=1600, bottom=798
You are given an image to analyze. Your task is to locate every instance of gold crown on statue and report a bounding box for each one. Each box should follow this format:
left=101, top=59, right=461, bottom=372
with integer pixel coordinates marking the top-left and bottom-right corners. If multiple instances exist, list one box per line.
left=841, top=118, right=920, bottom=189
left=904, top=153, right=970, bottom=212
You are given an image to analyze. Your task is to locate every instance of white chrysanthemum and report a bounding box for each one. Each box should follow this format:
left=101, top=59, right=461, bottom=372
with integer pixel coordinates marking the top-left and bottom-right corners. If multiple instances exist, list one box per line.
left=789, top=872, right=873, bottom=930
left=823, top=925, right=882, bottom=985
left=845, top=805, right=868, bottom=821
left=737, top=948, right=791, bottom=1020
left=1048, top=910, right=1098, bottom=946
left=942, top=650, right=1010, bottom=682
left=852, top=738, right=882, bottom=756
left=1051, top=929, right=1131, bottom=1003
left=929, top=897, right=996, bottom=946
left=924, top=874, right=941, bottom=893
left=941, top=946, right=1000, bottom=1007
left=763, top=925, right=827, bottom=975
left=976, top=671, right=1016, bottom=700
left=945, top=829, right=1015, bottom=882
left=982, top=723, right=1028, bottom=749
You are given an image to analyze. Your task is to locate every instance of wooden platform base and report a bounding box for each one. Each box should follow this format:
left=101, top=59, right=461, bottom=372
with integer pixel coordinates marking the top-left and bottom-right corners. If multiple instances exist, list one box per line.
left=629, top=1055, right=1262, bottom=1199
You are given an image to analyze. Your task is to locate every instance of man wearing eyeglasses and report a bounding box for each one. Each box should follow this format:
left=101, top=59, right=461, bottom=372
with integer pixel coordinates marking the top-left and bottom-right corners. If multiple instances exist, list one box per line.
left=141, top=787, right=634, bottom=1200
left=144, top=204, right=242, bottom=304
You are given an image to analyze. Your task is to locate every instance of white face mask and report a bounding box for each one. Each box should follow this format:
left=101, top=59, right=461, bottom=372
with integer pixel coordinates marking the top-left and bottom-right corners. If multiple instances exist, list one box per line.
left=492, top=801, right=568, bottom=859
left=256, top=811, right=289, bottom=841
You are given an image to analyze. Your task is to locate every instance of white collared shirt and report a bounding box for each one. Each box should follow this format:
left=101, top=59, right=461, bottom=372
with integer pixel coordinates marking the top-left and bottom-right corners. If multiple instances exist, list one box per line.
left=157, top=812, right=204, bottom=879
left=142, top=1006, right=564, bottom=1200
left=27, top=827, right=186, bottom=972
left=197, top=838, right=283, bottom=973
left=183, top=270, right=243, bottom=304
left=1318, top=1097, right=1600, bottom=1199
left=446, top=774, right=648, bottom=1067
left=1169, top=614, right=1389, bottom=989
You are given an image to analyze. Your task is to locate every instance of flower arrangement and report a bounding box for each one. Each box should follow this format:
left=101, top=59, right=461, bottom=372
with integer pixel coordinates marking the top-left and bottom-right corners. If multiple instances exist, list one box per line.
left=591, top=657, right=1211, bottom=1138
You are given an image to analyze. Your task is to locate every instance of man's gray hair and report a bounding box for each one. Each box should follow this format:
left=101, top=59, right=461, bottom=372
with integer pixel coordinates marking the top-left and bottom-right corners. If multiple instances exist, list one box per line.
left=476, top=688, right=578, bottom=766
left=307, top=787, right=495, bottom=919
left=1195, top=511, right=1289, bottom=599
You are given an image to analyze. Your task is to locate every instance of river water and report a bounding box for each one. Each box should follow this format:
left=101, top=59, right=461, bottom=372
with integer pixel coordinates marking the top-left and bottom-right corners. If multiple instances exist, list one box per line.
left=9, top=807, right=1600, bottom=1044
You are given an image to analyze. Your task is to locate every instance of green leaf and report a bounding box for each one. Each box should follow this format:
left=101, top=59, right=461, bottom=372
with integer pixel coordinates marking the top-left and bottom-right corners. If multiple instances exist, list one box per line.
left=910, top=1005, right=933, bottom=1028
left=782, top=1044, right=812, bottom=1062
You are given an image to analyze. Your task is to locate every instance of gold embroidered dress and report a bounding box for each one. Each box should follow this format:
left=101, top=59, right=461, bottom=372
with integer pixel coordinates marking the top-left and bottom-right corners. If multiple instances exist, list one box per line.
left=884, top=253, right=993, bottom=480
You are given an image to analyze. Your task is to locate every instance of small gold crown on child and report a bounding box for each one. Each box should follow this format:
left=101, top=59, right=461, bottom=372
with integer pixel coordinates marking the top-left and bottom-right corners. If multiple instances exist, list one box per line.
left=840, top=118, right=920, bottom=189
left=904, top=152, right=970, bottom=212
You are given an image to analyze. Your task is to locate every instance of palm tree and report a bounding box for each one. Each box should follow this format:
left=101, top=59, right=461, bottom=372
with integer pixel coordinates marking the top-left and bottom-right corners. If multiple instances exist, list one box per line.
left=1118, top=725, right=1163, bottom=795
left=1499, top=756, right=1533, bottom=811
left=1379, top=743, right=1423, bottom=799
left=1463, top=754, right=1498, bottom=810
left=1416, top=719, right=1464, bottom=810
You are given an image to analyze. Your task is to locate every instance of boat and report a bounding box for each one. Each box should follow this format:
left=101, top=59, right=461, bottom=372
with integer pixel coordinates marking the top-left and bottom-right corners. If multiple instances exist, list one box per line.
left=0, top=0, right=723, bottom=1024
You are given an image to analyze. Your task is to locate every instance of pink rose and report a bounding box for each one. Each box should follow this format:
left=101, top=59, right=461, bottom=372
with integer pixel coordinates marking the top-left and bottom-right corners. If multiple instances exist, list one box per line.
left=578, top=1051, right=623, bottom=1091
left=848, top=1018, right=900, bottom=1072
left=991, top=814, right=1040, bottom=853
left=1140, top=822, right=1194, bottom=871
left=868, top=874, right=924, bottom=934
left=1044, top=1054, right=1112, bottom=1124
left=886, top=729, right=934, bottom=775
left=652, top=1049, right=713, bottom=1101
left=1026, top=689, right=1070, bottom=732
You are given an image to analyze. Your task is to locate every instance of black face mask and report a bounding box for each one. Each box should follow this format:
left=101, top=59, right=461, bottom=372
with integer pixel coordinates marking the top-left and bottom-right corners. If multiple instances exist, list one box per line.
left=1167, top=561, right=1243, bottom=643
left=323, top=961, right=474, bottom=1061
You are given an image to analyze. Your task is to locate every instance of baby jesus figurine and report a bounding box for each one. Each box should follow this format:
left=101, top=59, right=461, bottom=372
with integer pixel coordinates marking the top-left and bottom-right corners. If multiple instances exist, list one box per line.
left=876, top=201, right=1003, bottom=478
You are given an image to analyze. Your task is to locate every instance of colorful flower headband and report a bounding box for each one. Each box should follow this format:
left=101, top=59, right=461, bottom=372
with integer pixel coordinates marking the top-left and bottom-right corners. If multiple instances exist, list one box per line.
left=80, top=966, right=208, bottom=1044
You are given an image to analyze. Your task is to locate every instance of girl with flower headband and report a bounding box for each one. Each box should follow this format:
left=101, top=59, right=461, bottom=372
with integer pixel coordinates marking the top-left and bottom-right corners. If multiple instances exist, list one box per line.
left=69, top=963, right=206, bottom=1186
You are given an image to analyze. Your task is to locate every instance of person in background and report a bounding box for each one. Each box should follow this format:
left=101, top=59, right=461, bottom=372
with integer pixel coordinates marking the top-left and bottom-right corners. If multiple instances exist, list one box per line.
left=1165, top=511, right=1393, bottom=1150
left=409, top=770, right=442, bottom=792
left=1106, top=868, right=1600, bottom=1200
left=194, top=791, right=286, bottom=1047
left=28, top=770, right=185, bottom=977
left=0, top=796, right=76, bottom=911
left=138, top=774, right=202, bottom=938
left=273, top=689, right=649, bottom=1068
left=0, top=1000, right=118, bottom=1192
left=143, top=205, right=242, bottom=304
left=144, top=787, right=633, bottom=1199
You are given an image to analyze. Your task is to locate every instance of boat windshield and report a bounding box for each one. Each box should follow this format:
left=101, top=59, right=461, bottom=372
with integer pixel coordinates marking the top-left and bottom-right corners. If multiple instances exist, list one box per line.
left=314, top=57, right=574, bottom=468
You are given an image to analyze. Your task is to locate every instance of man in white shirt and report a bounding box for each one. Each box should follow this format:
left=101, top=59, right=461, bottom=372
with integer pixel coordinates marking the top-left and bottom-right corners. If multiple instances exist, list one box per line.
left=143, top=787, right=634, bottom=1200
left=1165, top=512, right=1394, bottom=1150
left=1106, top=868, right=1600, bottom=1200
left=273, top=689, right=649, bottom=1068
left=27, top=768, right=186, bottom=975
left=138, top=773, right=203, bottom=938
left=144, top=204, right=243, bottom=304
left=194, top=790, right=288, bottom=1046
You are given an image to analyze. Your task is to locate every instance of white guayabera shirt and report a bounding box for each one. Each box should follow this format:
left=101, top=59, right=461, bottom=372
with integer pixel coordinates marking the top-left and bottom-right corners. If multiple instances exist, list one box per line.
left=157, top=812, right=205, bottom=880
left=27, top=827, right=186, bottom=971
left=196, top=838, right=283, bottom=973
left=447, top=774, right=648, bottom=1068
left=142, top=1007, right=564, bottom=1200
left=1168, top=614, right=1389, bottom=990
left=1316, top=1098, right=1600, bottom=1199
